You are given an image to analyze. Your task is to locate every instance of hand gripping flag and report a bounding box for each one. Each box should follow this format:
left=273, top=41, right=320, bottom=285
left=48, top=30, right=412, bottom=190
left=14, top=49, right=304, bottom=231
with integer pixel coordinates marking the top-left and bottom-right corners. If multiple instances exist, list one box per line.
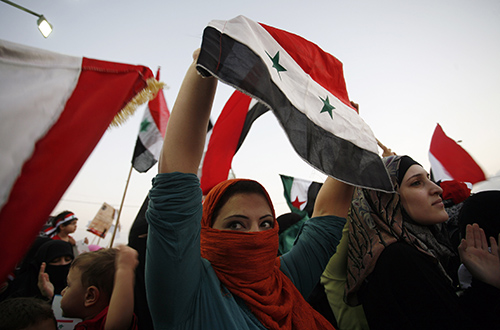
left=196, top=15, right=392, bottom=193
left=429, top=123, right=486, bottom=185
left=0, top=39, right=162, bottom=282
left=132, top=68, right=170, bottom=173
left=200, top=90, right=269, bottom=195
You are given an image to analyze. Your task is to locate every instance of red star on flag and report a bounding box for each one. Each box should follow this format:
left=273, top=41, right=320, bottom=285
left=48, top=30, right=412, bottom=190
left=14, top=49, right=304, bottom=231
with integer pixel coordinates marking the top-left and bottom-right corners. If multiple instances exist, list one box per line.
left=291, top=196, right=306, bottom=210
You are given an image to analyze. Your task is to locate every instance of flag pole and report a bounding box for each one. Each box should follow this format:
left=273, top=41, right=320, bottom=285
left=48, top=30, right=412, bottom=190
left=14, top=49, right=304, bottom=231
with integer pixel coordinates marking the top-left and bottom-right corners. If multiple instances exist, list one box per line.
left=109, top=164, right=133, bottom=247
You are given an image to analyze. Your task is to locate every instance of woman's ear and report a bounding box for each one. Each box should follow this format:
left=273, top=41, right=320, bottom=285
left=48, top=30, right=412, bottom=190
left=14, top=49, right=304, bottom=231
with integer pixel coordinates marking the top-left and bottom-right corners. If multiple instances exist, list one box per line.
left=84, top=286, right=100, bottom=307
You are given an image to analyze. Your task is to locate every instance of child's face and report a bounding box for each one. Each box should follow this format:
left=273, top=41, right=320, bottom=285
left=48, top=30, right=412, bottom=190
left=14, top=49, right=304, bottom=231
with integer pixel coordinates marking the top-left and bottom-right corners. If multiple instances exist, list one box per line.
left=60, top=220, right=78, bottom=235
left=60, top=266, right=86, bottom=318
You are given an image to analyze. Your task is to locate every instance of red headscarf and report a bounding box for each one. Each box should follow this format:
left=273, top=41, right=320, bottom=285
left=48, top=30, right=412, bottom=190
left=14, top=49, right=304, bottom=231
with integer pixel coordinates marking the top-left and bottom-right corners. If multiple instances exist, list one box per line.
left=201, top=179, right=334, bottom=330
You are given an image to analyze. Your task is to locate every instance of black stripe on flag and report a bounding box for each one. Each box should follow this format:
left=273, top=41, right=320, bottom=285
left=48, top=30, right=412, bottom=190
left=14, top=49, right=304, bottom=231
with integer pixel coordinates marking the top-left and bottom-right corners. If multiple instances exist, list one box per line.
left=198, top=27, right=392, bottom=192
left=132, top=138, right=157, bottom=173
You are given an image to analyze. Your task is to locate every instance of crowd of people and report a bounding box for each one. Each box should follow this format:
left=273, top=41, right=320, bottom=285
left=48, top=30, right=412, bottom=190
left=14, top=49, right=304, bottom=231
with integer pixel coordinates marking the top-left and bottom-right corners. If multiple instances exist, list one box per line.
left=1, top=48, right=499, bottom=330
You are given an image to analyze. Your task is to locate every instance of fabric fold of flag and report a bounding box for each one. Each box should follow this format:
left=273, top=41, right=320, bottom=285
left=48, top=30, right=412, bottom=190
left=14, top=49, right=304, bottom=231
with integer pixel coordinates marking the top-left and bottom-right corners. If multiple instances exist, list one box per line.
left=0, top=39, right=159, bottom=282
left=429, top=123, right=486, bottom=185
left=200, top=90, right=269, bottom=195
left=196, top=15, right=392, bottom=193
left=132, top=68, right=170, bottom=173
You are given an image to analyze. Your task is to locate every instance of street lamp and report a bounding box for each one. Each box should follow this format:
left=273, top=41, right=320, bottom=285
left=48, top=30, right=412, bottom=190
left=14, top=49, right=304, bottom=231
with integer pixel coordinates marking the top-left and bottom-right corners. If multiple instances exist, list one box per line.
left=1, top=0, right=53, bottom=38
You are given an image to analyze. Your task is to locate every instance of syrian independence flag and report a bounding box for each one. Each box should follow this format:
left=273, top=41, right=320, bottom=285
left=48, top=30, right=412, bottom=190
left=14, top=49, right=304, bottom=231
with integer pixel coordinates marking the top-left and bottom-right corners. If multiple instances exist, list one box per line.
left=132, top=68, right=170, bottom=173
left=196, top=15, right=393, bottom=193
left=200, top=90, right=269, bottom=195
left=280, top=174, right=323, bottom=219
left=429, top=123, right=486, bottom=184
left=0, top=39, right=161, bottom=282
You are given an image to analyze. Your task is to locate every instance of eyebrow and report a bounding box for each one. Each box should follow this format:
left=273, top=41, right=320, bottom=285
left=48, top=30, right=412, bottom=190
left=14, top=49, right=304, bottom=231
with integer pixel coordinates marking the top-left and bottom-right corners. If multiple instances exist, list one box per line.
left=404, top=172, right=429, bottom=183
left=222, top=214, right=273, bottom=221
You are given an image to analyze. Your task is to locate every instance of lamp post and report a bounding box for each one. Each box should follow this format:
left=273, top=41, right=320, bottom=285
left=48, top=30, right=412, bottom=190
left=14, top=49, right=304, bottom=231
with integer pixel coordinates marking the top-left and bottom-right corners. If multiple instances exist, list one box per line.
left=1, top=0, right=53, bottom=38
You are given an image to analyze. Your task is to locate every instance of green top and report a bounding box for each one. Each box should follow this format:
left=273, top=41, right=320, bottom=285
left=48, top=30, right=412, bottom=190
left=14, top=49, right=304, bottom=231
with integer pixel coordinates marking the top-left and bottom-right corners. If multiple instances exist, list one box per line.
left=146, top=172, right=345, bottom=329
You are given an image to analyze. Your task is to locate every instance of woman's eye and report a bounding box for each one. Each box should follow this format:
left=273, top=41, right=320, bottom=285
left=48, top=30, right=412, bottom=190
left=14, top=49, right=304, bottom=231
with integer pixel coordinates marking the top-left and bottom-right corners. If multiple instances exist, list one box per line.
left=260, top=220, right=273, bottom=229
left=410, top=180, right=421, bottom=186
left=228, top=222, right=243, bottom=230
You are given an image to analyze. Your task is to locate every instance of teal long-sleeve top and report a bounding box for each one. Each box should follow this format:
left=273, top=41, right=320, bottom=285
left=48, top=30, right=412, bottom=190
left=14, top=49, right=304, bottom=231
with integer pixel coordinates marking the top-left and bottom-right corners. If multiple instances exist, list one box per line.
left=145, top=172, right=345, bottom=330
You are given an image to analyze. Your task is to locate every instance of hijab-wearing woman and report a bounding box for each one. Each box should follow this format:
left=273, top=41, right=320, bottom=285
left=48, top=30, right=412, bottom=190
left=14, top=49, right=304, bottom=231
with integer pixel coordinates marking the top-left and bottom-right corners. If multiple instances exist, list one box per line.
left=345, top=155, right=500, bottom=329
left=1, top=238, right=74, bottom=302
left=145, top=50, right=348, bottom=329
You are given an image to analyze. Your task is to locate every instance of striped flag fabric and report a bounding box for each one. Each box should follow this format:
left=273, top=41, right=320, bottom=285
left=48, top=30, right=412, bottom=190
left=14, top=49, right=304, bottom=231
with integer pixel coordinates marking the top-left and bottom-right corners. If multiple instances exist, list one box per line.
left=196, top=15, right=392, bottom=193
left=200, top=90, right=268, bottom=195
left=0, top=39, right=161, bottom=282
left=280, top=174, right=323, bottom=219
left=132, top=68, right=170, bottom=173
left=429, top=123, right=486, bottom=185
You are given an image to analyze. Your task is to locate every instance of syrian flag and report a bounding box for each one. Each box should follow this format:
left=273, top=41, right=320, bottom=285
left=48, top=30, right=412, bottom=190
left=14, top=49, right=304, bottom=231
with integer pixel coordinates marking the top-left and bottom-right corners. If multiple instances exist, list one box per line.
left=132, top=68, right=170, bottom=173
left=0, top=39, right=161, bottom=282
left=429, top=123, right=486, bottom=185
left=200, top=90, right=269, bottom=195
left=196, top=15, right=393, bottom=193
left=280, top=174, right=323, bottom=219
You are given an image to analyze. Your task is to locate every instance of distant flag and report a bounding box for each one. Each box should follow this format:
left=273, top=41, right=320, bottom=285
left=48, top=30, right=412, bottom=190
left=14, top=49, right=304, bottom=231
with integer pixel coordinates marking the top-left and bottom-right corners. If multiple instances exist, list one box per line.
left=196, top=15, right=392, bottom=193
left=200, top=90, right=269, bottom=195
left=132, top=68, right=170, bottom=172
left=429, top=123, right=486, bottom=185
left=0, top=39, right=161, bottom=282
left=280, top=174, right=323, bottom=219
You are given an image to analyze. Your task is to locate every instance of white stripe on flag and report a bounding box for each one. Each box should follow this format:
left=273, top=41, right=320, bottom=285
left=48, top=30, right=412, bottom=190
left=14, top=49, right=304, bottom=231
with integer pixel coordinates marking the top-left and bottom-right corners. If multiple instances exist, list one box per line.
left=208, top=16, right=378, bottom=154
left=0, top=39, right=82, bottom=209
left=138, top=107, right=163, bottom=160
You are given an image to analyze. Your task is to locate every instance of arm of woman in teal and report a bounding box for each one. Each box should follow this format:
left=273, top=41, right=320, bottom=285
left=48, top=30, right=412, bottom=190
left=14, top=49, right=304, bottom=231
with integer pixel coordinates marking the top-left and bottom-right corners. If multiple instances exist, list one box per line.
left=159, top=49, right=217, bottom=175
left=280, top=176, right=353, bottom=297
left=146, top=50, right=218, bottom=326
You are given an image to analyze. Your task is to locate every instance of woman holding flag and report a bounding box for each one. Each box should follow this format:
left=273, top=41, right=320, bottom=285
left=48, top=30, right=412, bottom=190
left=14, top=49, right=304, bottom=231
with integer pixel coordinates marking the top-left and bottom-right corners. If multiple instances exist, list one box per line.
left=144, top=48, right=351, bottom=329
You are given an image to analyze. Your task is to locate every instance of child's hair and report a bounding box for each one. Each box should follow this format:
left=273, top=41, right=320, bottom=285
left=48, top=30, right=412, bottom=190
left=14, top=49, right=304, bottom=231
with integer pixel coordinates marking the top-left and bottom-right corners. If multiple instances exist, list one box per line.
left=52, top=210, right=77, bottom=234
left=0, top=297, right=57, bottom=330
left=71, top=248, right=117, bottom=301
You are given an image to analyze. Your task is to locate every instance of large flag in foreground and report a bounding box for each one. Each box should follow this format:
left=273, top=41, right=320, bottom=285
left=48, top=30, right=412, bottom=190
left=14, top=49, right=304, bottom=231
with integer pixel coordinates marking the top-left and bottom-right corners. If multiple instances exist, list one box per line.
left=0, top=39, right=161, bottom=282
left=429, top=123, right=486, bottom=184
left=200, top=90, right=269, bottom=195
left=196, top=15, right=392, bottom=192
left=280, top=174, right=323, bottom=219
left=132, top=68, right=170, bottom=172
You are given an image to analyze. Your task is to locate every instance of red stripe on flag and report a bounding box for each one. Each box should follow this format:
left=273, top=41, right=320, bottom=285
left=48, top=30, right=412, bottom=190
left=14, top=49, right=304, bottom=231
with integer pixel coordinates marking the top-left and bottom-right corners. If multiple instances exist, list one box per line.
left=149, top=69, right=170, bottom=138
left=200, top=91, right=252, bottom=195
left=0, top=57, right=154, bottom=282
left=429, top=123, right=486, bottom=184
left=259, top=23, right=355, bottom=112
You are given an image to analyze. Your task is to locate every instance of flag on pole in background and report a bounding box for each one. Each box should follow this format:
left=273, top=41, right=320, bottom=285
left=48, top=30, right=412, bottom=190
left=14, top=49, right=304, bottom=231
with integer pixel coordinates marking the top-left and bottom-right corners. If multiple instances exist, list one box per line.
left=429, top=123, right=486, bottom=185
left=196, top=15, right=392, bottom=193
left=200, top=90, right=269, bottom=195
left=0, top=39, right=161, bottom=282
left=280, top=174, right=323, bottom=219
left=132, top=68, right=170, bottom=173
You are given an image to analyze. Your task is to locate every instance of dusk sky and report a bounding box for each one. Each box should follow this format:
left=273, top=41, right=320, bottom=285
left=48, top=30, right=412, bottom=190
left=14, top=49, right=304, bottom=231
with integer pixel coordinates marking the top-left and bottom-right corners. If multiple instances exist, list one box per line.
left=1, top=0, right=499, bottom=246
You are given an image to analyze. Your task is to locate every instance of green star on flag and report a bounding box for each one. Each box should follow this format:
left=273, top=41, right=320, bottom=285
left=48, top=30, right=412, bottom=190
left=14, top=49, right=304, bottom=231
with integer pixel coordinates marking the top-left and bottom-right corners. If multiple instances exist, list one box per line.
left=319, top=95, right=335, bottom=119
left=140, top=118, right=151, bottom=132
left=265, top=50, right=287, bottom=79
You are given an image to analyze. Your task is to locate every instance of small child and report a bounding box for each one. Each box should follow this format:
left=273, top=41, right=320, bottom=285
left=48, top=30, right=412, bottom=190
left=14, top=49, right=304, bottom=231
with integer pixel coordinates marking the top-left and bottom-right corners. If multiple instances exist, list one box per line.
left=0, top=296, right=57, bottom=330
left=59, top=245, right=139, bottom=329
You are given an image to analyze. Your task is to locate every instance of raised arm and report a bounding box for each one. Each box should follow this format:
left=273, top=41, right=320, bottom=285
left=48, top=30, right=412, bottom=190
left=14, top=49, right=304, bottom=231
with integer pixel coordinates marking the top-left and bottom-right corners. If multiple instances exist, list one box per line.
left=312, top=176, right=354, bottom=219
left=158, top=49, right=217, bottom=174
left=105, top=245, right=139, bottom=330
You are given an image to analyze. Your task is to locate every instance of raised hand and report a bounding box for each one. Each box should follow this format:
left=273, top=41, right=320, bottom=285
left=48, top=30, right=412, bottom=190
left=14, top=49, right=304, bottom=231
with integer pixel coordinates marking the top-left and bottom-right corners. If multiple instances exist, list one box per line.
left=458, top=223, right=500, bottom=289
left=38, top=262, right=55, bottom=300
